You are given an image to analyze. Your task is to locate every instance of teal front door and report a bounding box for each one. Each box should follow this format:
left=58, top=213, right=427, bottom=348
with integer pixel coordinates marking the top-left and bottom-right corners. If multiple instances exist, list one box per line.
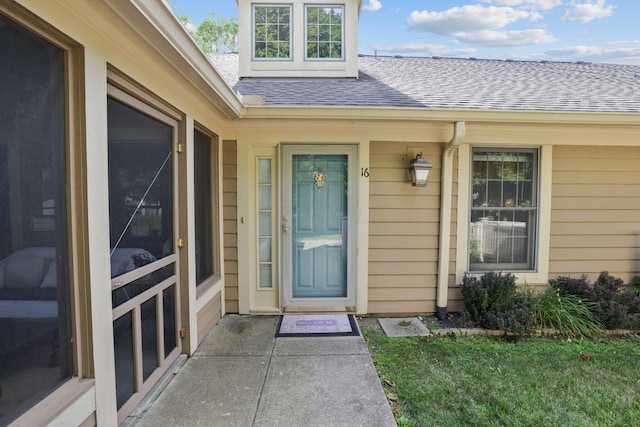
left=282, top=145, right=357, bottom=307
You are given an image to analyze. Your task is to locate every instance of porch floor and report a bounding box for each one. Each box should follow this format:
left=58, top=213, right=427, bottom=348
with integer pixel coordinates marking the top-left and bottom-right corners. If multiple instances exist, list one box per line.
left=127, top=314, right=396, bottom=427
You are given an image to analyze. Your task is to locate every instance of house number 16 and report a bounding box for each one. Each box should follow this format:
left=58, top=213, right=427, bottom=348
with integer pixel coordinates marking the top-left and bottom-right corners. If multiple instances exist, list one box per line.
left=361, top=168, right=370, bottom=178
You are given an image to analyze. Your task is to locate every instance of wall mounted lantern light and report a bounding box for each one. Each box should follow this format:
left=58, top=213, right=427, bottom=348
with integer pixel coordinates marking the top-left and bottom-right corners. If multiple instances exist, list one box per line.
left=408, top=152, right=433, bottom=187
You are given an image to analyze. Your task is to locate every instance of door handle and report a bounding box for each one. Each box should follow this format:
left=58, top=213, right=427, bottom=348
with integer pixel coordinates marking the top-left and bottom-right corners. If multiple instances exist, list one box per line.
left=282, top=215, right=289, bottom=232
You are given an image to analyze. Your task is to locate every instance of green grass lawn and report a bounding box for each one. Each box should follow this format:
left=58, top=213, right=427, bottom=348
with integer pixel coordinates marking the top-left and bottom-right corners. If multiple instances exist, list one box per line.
left=364, top=330, right=640, bottom=427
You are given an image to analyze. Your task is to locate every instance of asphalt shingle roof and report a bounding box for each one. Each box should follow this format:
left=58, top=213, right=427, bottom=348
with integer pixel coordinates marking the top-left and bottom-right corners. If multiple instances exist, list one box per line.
left=210, top=53, right=640, bottom=113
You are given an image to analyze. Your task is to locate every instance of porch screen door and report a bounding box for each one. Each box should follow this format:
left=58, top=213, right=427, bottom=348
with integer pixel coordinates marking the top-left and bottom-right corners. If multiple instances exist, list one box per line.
left=282, top=145, right=357, bottom=306
left=107, top=90, right=181, bottom=422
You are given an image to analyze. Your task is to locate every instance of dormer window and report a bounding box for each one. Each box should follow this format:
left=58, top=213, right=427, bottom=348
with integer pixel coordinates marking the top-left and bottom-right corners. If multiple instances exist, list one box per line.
left=239, top=0, right=358, bottom=78
left=305, top=5, right=343, bottom=60
left=253, top=5, right=291, bottom=59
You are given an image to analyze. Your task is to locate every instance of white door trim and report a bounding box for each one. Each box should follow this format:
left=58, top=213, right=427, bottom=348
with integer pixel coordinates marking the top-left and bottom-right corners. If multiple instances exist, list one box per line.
left=281, top=144, right=358, bottom=309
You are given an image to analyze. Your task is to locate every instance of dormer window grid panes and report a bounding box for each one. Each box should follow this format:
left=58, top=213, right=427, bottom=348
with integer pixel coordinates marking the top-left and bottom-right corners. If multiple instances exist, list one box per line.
left=253, top=5, right=292, bottom=59
left=305, top=5, right=343, bottom=60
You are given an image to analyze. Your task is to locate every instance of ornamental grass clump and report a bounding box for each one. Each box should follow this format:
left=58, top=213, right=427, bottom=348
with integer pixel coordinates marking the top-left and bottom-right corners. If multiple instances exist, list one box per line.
left=550, top=272, right=640, bottom=330
left=532, top=287, right=604, bottom=337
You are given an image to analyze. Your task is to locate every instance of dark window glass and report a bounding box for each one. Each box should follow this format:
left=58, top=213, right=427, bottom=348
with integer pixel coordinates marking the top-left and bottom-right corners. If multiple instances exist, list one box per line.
left=194, top=130, right=215, bottom=285
left=107, top=98, right=173, bottom=277
left=470, top=149, right=538, bottom=271
left=0, top=14, right=72, bottom=423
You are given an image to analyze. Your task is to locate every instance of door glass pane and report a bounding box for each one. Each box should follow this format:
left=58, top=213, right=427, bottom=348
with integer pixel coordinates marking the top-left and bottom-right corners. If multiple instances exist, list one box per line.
left=114, top=312, right=134, bottom=409
left=259, top=264, right=272, bottom=288
left=0, top=15, right=71, bottom=422
left=107, top=98, right=173, bottom=277
left=258, top=159, right=271, bottom=183
left=259, top=238, right=272, bottom=262
left=259, top=212, right=271, bottom=236
left=291, top=155, right=348, bottom=298
left=163, top=286, right=176, bottom=358
left=257, top=159, right=273, bottom=289
left=141, top=297, right=158, bottom=381
left=258, top=186, right=271, bottom=210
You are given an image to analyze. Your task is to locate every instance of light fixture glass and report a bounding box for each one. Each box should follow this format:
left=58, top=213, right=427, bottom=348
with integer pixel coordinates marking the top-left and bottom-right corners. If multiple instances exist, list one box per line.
left=408, top=152, right=433, bottom=187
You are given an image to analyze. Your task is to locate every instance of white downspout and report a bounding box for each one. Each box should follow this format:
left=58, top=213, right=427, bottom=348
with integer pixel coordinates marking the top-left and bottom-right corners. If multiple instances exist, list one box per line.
left=436, top=121, right=465, bottom=321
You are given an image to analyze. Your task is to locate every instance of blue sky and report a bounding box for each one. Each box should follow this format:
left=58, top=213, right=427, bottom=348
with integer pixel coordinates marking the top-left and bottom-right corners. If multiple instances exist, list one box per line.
left=169, top=1, right=640, bottom=65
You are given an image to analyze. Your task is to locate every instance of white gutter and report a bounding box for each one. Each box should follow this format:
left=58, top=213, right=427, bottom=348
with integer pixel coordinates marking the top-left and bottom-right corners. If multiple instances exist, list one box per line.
left=436, top=121, right=465, bottom=320
left=240, top=105, right=640, bottom=126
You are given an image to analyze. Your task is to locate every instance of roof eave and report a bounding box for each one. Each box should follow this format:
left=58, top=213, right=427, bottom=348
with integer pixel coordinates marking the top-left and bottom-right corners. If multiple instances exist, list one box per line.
left=239, top=104, right=640, bottom=126
left=104, top=0, right=243, bottom=119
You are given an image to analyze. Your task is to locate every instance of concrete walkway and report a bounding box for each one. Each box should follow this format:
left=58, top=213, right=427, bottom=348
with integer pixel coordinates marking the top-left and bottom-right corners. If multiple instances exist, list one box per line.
left=131, top=315, right=396, bottom=427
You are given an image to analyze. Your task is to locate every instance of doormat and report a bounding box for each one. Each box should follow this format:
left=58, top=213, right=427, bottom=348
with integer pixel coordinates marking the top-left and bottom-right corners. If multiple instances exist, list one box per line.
left=276, top=314, right=360, bottom=338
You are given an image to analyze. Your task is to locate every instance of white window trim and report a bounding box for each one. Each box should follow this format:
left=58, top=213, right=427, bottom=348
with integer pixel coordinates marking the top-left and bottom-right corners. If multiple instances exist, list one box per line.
left=252, top=4, right=293, bottom=61
left=455, top=144, right=551, bottom=285
left=304, top=4, right=345, bottom=61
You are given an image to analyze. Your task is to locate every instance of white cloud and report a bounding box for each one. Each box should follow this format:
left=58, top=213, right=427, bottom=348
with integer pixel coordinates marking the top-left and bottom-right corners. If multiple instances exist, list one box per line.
left=479, top=0, right=562, bottom=11
left=372, top=43, right=477, bottom=57
left=604, top=40, right=640, bottom=47
left=407, top=5, right=537, bottom=35
left=528, top=11, right=544, bottom=22
left=546, top=41, right=640, bottom=63
left=362, top=0, right=382, bottom=12
left=458, top=29, right=557, bottom=46
left=406, top=5, right=554, bottom=47
left=561, top=0, right=615, bottom=23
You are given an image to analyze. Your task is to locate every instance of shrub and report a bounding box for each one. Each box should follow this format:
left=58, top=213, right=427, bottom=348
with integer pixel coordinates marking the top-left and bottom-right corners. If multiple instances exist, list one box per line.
left=461, top=271, right=640, bottom=335
left=460, top=272, right=534, bottom=335
left=532, top=287, right=603, bottom=337
left=548, top=272, right=640, bottom=330
left=461, top=272, right=518, bottom=312
left=549, top=275, right=590, bottom=298
left=591, top=272, right=640, bottom=330
left=483, top=271, right=518, bottom=308
left=460, top=274, right=490, bottom=321
left=592, top=272, right=625, bottom=300
left=461, top=272, right=517, bottom=321
left=629, top=276, right=640, bottom=296
left=482, top=290, right=535, bottom=336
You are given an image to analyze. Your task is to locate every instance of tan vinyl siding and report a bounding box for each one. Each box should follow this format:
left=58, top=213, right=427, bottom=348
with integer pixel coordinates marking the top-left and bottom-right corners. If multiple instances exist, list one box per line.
left=223, top=140, right=239, bottom=313
left=197, top=291, right=222, bottom=344
left=550, top=146, right=640, bottom=282
left=368, top=142, right=443, bottom=314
